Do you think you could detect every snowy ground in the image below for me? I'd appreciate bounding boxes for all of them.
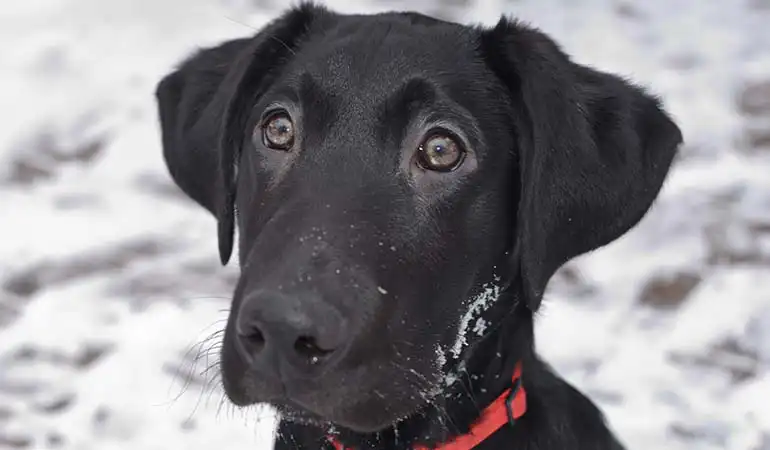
[1,0,769,449]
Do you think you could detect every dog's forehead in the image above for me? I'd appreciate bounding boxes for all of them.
[289,16,485,95]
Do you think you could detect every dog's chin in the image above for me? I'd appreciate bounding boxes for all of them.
[222,370,431,433]
[275,403,332,428]
[227,385,428,433]
[309,381,440,433]
[278,401,424,434]
[220,336,439,433]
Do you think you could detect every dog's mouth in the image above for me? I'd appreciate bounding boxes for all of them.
[221,335,448,433]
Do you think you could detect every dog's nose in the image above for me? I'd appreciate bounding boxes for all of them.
[235,291,347,369]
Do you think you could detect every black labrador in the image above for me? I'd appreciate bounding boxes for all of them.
[155,4,682,449]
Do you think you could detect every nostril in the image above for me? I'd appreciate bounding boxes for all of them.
[294,335,335,363]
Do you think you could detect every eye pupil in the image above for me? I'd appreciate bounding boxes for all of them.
[417,133,464,172]
[260,113,295,150]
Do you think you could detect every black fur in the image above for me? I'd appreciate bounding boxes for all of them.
[155,4,682,449]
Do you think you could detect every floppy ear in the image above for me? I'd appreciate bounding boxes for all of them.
[155,3,324,265]
[480,19,683,310]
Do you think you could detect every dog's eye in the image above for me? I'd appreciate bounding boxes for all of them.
[416,132,465,172]
[261,113,295,150]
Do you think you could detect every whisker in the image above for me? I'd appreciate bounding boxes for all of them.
[165,318,228,407]
[388,360,458,434]
[223,15,259,31]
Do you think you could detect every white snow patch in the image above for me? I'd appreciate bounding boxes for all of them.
[443,361,466,388]
[473,318,488,337]
[444,372,459,387]
[435,344,447,369]
[450,277,502,359]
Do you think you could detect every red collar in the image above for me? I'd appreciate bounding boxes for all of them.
[328,362,526,450]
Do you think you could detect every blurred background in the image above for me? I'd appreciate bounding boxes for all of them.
[1,0,769,449]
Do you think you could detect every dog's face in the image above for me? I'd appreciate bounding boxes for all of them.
[156,5,682,434]
[223,16,516,431]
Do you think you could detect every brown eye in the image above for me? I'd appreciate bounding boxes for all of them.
[416,132,465,172]
[261,113,295,150]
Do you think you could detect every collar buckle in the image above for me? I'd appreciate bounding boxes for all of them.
[505,376,523,427]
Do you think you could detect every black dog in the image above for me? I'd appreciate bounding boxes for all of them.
[155,4,682,449]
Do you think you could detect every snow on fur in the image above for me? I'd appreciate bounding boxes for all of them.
[450,277,502,359]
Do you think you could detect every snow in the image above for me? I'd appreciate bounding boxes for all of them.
[1,0,769,449]
[472,318,488,338]
[450,277,502,359]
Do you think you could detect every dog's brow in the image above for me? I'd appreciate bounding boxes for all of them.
[297,72,331,109]
[254,85,300,113]
[376,78,485,153]
[295,72,340,138]
[383,78,437,114]
[255,73,337,121]
[375,78,437,141]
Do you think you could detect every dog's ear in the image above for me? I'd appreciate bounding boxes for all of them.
[155,3,324,265]
[481,19,683,311]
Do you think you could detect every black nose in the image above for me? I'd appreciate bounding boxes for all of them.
[235,290,347,370]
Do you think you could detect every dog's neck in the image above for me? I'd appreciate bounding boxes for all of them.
[330,290,535,450]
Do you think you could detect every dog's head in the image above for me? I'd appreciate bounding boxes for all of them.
[157,4,681,433]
